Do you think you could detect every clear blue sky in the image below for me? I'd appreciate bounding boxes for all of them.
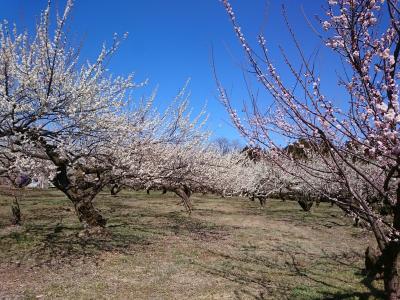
[0,0,339,144]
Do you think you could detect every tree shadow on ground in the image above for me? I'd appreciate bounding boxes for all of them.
[0,207,232,269]
[160,211,232,241]
[106,206,234,238]
[2,220,153,268]
[192,244,385,300]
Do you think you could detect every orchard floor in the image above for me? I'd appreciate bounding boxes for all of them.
[0,189,384,299]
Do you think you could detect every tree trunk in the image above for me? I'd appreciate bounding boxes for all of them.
[175,187,192,214]
[72,197,107,228]
[383,241,400,300]
[298,198,313,211]
[11,197,21,226]
[279,188,285,201]
[110,183,122,196]
[258,196,267,207]
[382,185,400,299]
[365,246,380,277]
[51,164,107,228]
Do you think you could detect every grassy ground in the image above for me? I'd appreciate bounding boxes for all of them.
[0,189,384,299]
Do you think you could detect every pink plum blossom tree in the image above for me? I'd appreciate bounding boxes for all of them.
[218,0,400,297]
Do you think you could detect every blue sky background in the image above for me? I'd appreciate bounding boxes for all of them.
[0,0,342,145]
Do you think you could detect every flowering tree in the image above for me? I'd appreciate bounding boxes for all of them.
[212,137,242,154]
[219,0,400,297]
[0,1,210,229]
[116,140,246,212]
[104,87,210,213]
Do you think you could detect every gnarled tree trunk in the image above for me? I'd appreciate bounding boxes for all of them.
[298,197,313,212]
[51,163,107,228]
[174,185,192,214]
[383,197,400,299]
[69,195,106,228]
[9,176,30,226]
[110,183,122,196]
[382,241,400,300]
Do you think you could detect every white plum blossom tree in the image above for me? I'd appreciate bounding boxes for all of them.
[0,1,209,229]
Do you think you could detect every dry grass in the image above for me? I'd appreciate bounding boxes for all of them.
[0,189,384,299]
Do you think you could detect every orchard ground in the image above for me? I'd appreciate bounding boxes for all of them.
[0,189,384,299]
